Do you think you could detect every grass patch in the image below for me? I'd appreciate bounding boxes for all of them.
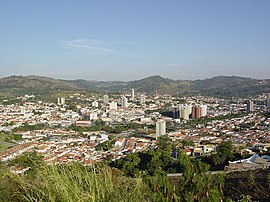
[0,163,151,202]
[0,144,9,152]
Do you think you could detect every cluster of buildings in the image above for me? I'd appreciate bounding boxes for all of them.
[172,104,207,120]
[0,91,270,171]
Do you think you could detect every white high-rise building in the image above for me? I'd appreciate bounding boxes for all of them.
[180,106,190,120]
[247,99,254,112]
[61,98,65,105]
[177,104,191,120]
[140,94,146,104]
[103,95,109,104]
[200,105,207,117]
[121,95,128,108]
[89,112,98,120]
[92,101,99,108]
[131,88,135,99]
[57,97,65,105]
[20,106,25,115]
[187,104,192,115]
[109,101,118,110]
[156,119,166,137]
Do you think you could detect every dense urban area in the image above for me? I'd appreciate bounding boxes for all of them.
[1,88,270,201]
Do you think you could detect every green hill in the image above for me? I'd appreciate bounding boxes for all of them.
[0,75,269,98]
[194,76,270,97]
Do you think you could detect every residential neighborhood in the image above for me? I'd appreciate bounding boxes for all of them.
[0,91,269,172]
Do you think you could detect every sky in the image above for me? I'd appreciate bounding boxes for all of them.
[0,0,270,81]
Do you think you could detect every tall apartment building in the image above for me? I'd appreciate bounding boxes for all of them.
[103,95,109,104]
[192,105,202,119]
[247,99,254,112]
[57,97,65,105]
[140,94,146,104]
[121,95,128,108]
[109,101,117,110]
[156,119,166,137]
[92,101,99,108]
[200,104,207,117]
[131,88,135,99]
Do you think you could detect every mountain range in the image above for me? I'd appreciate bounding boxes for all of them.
[0,75,270,98]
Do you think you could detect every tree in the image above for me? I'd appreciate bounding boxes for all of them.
[157,135,172,151]
[266,173,270,189]
[182,139,195,146]
[8,151,43,174]
[247,171,256,188]
[114,153,141,177]
[177,150,224,202]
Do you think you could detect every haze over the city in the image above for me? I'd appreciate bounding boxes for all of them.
[0,0,270,81]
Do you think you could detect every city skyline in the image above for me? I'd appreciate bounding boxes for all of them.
[1,0,270,81]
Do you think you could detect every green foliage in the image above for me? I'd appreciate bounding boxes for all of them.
[67,103,77,111]
[0,131,20,142]
[238,195,252,202]
[267,173,270,189]
[177,150,224,201]
[0,163,150,202]
[32,110,42,115]
[157,135,173,151]
[95,139,116,151]
[0,132,22,152]
[112,145,225,201]
[201,141,234,168]
[69,121,149,135]
[2,121,15,126]
[143,172,179,201]
[247,171,256,188]
[214,141,234,165]
[0,149,228,202]
[181,139,195,146]
[8,151,43,169]
[13,123,47,132]
[112,136,179,176]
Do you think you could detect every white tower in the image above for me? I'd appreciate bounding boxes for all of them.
[121,95,128,108]
[179,105,190,120]
[20,106,26,115]
[92,101,99,108]
[57,98,61,105]
[61,97,65,105]
[200,105,207,117]
[104,95,109,104]
[140,94,145,104]
[131,88,135,99]
[156,119,166,137]
[247,99,254,112]
[109,101,118,110]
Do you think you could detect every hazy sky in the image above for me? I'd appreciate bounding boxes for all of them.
[0,0,269,81]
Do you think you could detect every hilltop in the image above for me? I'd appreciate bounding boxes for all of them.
[0,75,270,98]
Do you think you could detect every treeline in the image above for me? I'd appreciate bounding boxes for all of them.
[69,121,152,134]
[13,123,47,132]
[0,152,228,202]
[109,137,236,201]
[0,138,255,202]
